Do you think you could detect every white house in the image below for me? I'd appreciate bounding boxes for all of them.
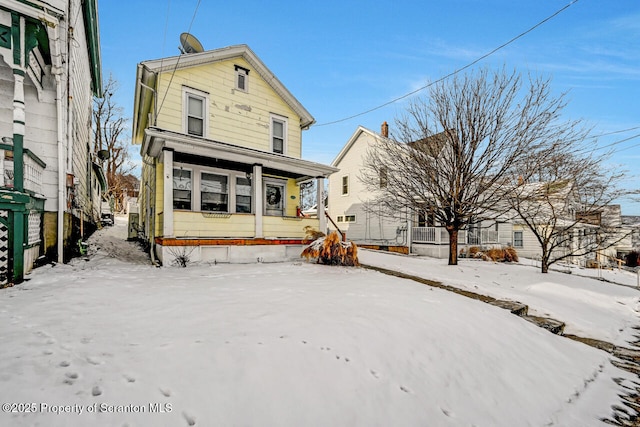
[0,0,103,284]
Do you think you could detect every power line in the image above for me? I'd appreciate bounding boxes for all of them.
[316,0,580,127]
[156,0,202,122]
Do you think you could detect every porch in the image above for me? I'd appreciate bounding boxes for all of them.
[412,226,513,246]
[0,141,46,285]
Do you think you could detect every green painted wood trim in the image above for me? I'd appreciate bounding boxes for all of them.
[82,0,102,97]
[12,211,24,283]
[12,134,23,192]
[0,23,10,49]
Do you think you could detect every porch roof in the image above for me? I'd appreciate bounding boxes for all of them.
[142,127,338,181]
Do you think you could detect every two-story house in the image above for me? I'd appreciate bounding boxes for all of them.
[0,0,103,285]
[328,123,512,258]
[132,43,337,265]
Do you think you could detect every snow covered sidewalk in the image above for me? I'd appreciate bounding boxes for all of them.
[359,249,640,348]
[0,220,637,426]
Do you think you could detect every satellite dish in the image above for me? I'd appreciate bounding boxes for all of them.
[179,32,204,54]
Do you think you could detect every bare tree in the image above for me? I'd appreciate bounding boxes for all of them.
[360,67,586,265]
[509,146,630,273]
[93,74,135,212]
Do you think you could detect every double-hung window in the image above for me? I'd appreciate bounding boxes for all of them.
[173,168,192,210]
[183,87,208,137]
[236,176,252,213]
[513,231,524,248]
[201,173,228,212]
[341,175,349,195]
[271,115,287,154]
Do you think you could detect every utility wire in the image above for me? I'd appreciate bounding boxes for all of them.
[156,0,202,122]
[316,0,580,127]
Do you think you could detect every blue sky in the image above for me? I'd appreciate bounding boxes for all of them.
[98,0,640,214]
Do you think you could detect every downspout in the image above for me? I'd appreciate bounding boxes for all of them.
[56,72,65,263]
[66,4,74,175]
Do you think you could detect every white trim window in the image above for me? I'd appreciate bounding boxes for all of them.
[341,175,349,196]
[235,176,252,213]
[235,65,249,92]
[344,215,356,223]
[183,87,208,137]
[173,167,192,210]
[270,115,287,154]
[201,172,229,212]
[513,231,524,248]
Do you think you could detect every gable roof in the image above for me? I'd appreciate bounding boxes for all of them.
[133,44,314,144]
[331,126,384,167]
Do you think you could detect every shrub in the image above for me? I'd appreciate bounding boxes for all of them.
[504,247,519,262]
[468,247,519,263]
[301,231,359,266]
[468,246,481,257]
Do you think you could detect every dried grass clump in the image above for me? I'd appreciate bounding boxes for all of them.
[303,225,326,240]
[468,246,481,257]
[503,246,519,262]
[481,247,519,263]
[301,231,360,266]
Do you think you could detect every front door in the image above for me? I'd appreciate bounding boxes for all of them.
[264,181,285,216]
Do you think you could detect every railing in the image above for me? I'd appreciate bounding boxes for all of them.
[0,148,45,193]
[412,227,466,244]
[23,152,44,193]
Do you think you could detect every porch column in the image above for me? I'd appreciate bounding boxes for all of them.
[253,164,263,238]
[162,148,174,237]
[406,209,413,253]
[316,177,326,234]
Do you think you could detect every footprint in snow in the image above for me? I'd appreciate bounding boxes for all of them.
[182,411,196,426]
[399,385,411,393]
[123,374,136,383]
[370,370,379,379]
[64,372,79,385]
[91,385,102,396]
[159,388,171,397]
[86,356,101,365]
[59,360,70,367]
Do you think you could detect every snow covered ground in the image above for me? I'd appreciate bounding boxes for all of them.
[0,216,638,426]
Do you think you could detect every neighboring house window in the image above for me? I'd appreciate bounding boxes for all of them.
[337,215,344,222]
[341,175,349,195]
[418,211,435,227]
[379,167,388,188]
[201,172,229,212]
[235,65,249,92]
[344,215,356,223]
[173,168,192,210]
[183,87,208,137]
[513,231,523,248]
[236,176,252,213]
[271,115,287,154]
[265,180,286,216]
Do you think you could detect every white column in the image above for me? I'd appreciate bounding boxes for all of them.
[253,164,263,238]
[162,149,174,237]
[406,209,413,253]
[317,177,326,234]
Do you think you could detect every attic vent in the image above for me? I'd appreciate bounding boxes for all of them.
[234,65,250,92]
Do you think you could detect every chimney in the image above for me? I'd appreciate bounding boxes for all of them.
[381,121,389,138]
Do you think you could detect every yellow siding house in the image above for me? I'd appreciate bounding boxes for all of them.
[132,44,336,264]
